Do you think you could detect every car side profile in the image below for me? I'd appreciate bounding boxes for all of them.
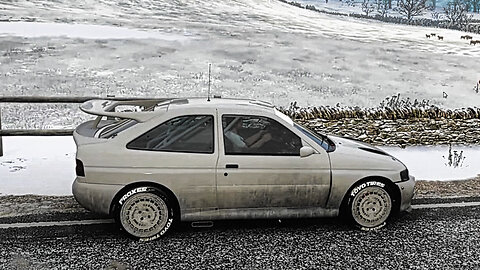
[72,97,415,241]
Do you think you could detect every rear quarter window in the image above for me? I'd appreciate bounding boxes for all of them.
[97,119,138,139]
[127,115,214,154]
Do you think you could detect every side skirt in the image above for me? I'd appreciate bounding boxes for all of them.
[181,207,339,222]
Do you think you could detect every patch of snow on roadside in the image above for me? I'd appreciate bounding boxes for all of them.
[1,137,480,196]
[0,137,75,195]
[380,145,480,181]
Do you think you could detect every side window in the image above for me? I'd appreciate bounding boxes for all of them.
[222,115,302,156]
[127,115,214,154]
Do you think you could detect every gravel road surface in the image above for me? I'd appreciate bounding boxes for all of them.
[1,179,479,269]
[0,200,479,269]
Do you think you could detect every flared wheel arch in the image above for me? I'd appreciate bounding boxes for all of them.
[340,176,401,220]
[110,182,181,223]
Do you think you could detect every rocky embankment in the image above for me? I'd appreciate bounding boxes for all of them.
[281,105,480,146]
[301,118,480,146]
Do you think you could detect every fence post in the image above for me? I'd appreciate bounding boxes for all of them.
[0,106,3,157]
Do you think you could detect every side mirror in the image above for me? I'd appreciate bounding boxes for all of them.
[300,146,315,158]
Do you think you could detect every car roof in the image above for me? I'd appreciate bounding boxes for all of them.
[80,97,276,122]
[167,97,275,112]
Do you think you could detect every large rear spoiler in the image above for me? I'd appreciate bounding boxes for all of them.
[79,98,176,122]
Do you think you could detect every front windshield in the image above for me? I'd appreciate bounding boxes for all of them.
[294,123,335,152]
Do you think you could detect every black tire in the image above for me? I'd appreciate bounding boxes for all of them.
[346,180,392,231]
[116,187,175,241]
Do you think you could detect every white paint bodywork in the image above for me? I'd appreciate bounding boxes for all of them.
[72,98,415,221]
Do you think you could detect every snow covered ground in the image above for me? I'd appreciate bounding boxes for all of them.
[0,137,75,195]
[380,145,480,181]
[0,0,479,195]
[0,137,478,196]
[0,22,190,41]
[0,0,479,124]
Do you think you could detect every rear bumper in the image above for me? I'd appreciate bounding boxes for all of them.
[396,175,416,212]
[72,178,124,216]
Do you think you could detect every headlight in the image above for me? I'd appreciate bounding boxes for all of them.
[400,168,409,181]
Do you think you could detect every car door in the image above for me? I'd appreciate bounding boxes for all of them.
[216,110,331,211]
[124,111,218,215]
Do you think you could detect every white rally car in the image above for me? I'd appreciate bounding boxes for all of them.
[73,97,415,241]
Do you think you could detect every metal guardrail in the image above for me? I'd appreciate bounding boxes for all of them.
[0,129,74,136]
[0,95,162,157]
[0,96,155,103]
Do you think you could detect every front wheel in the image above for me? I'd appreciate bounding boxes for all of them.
[347,181,392,230]
[116,187,175,241]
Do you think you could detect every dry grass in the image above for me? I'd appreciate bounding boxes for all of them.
[415,176,480,198]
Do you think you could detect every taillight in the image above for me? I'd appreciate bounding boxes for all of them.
[76,159,85,177]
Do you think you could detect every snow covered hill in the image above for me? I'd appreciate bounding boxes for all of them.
[0,0,479,129]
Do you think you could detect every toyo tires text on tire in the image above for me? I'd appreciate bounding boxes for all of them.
[116,187,174,241]
[347,181,392,230]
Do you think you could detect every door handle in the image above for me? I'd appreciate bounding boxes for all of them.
[225,164,239,168]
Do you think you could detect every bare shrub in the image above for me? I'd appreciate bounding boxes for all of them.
[379,93,431,108]
[443,144,466,168]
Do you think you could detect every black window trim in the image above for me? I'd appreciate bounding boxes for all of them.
[294,123,335,152]
[126,114,215,154]
[223,152,300,157]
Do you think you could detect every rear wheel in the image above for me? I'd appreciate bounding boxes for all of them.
[116,187,174,241]
[347,181,392,230]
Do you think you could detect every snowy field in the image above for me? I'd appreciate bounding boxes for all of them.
[0,137,479,195]
[1,0,479,194]
[0,0,479,122]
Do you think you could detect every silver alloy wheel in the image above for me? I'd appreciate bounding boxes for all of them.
[351,186,392,228]
[119,192,169,239]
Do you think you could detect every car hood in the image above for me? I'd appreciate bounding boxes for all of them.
[327,135,406,171]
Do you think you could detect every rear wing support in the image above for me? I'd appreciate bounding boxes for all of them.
[80,99,174,123]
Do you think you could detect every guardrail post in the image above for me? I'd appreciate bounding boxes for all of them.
[0,106,3,157]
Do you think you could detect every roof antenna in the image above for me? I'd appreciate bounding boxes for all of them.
[207,63,211,102]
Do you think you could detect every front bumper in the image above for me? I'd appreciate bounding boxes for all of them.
[72,178,124,216]
[396,175,416,212]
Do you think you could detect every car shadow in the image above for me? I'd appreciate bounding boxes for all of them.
[173,217,351,233]
[71,212,420,240]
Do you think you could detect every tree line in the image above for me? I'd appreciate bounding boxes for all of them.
[356,0,478,28]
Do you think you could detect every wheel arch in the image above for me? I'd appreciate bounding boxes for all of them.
[110,181,181,221]
[339,176,401,217]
